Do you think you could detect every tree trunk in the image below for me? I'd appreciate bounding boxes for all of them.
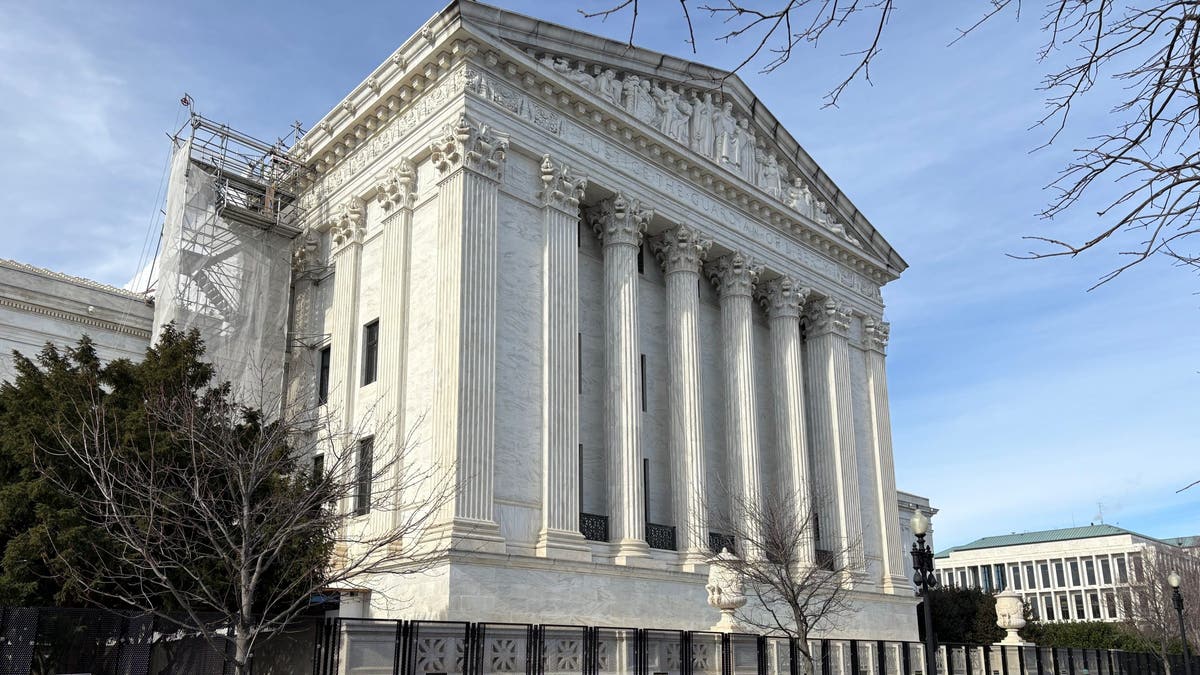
[235,622,250,675]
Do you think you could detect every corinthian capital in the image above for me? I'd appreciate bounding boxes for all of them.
[538,154,587,212]
[862,317,890,353]
[804,297,853,337]
[375,158,416,213]
[586,193,653,249]
[651,226,712,275]
[330,196,366,251]
[706,252,763,299]
[758,276,810,319]
[429,113,509,181]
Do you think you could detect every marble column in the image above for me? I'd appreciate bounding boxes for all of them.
[758,276,815,567]
[863,317,908,592]
[803,297,865,572]
[327,198,364,520]
[587,193,654,565]
[428,114,508,552]
[535,155,592,561]
[374,159,417,532]
[651,225,712,571]
[706,252,764,556]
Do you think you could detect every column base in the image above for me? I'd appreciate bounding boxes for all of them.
[880,573,912,594]
[613,538,653,567]
[679,550,711,574]
[429,518,507,555]
[535,528,593,562]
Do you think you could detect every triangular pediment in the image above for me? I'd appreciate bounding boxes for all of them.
[456,1,906,275]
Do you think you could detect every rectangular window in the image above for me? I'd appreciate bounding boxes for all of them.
[1055,562,1066,587]
[1101,558,1112,584]
[1041,563,1051,588]
[970,567,980,588]
[318,346,331,405]
[1106,592,1117,618]
[1070,560,1080,586]
[959,570,968,588]
[578,443,584,514]
[577,333,583,394]
[1030,602,1040,621]
[1085,559,1096,585]
[640,354,647,411]
[1074,593,1085,619]
[995,564,1006,591]
[1116,556,1128,583]
[1044,596,1055,621]
[637,244,645,274]
[642,457,650,523]
[1132,554,1143,582]
[362,320,379,385]
[1089,593,1101,619]
[312,453,324,482]
[354,437,373,516]
[982,566,993,592]
[1026,564,1037,589]
[1059,595,1070,620]
[1011,565,1022,591]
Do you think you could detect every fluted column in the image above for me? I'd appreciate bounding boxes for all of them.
[863,317,907,592]
[374,160,417,532]
[759,277,815,567]
[707,252,764,555]
[327,198,364,519]
[803,298,865,572]
[428,114,508,552]
[651,226,712,571]
[587,194,654,565]
[535,155,591,561]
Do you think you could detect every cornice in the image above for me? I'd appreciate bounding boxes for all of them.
[0,259,150,301]
[0,297,152,339]
[288,9,903,287]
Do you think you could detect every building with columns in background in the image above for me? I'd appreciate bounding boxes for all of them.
[0,0,930,641]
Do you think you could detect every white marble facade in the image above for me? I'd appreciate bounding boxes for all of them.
[283,1,917,640]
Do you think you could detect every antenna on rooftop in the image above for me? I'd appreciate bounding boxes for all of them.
[1095,502,1105,524]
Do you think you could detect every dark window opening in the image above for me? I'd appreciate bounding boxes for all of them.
[312,454,324,483]
[362,320,379,385]
[318,346,331,405]
[637,244,645,274]
[639,354,647,411]
[354,437,374,516]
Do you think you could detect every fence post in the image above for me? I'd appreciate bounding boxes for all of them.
[722,632,733,675]
[821,639,831,675]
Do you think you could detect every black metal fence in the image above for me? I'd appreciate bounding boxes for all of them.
[314,619,1186,675]
[0,607,317,675]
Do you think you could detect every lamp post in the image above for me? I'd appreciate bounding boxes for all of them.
[910,509,938,675]
[1168,571,1191,675]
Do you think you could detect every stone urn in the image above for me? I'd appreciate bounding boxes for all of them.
[706,547,747,632]
[994,589,1029,645]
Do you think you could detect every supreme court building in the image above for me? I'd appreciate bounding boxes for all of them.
[144,0,921,639]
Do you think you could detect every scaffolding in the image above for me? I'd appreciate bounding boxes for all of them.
[155,113,310,404]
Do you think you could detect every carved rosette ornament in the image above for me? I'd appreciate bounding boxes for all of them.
[862,317,890,354]
[706,252,762,299]
[429,113,509,181]
[375,158,417,213]
[587,194,653,249]
[538,154,587,212]
[758,276,810,319]
[804,297,853,337]
[330,196,366,250]
[651,225,712,275]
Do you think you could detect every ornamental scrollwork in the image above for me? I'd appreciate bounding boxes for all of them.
[804,297,854,337]
[586,193,653,249]
[651,225,712,276]
[329,196,366,250]
[429,113,509,181]
[374,158,416,212]
[758,276,811,319]
[862,317,890,353]
[537,154,587,212]
[706,251,762,299]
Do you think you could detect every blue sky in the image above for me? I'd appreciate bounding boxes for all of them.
[1,0,1196,550]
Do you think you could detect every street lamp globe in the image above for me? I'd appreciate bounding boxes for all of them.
[1168,571,1181,588]
[911,509,930,537]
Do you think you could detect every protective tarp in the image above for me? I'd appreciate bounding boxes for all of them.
[155,138,292,410]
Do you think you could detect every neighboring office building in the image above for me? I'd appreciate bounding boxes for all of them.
[934,524,1200,623]
[0,259,152,382]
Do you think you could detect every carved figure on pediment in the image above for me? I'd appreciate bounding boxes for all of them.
[814,200,830,225]
[759,152,783,197]
[595,69,622,106]
[651,83,678,137]
[690,91,715,157]
[670,88,694,143]
[736,119,757,181]
[566,62,595,91]
[714,101,738,166]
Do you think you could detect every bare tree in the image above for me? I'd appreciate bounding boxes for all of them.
[705,489,859,671]
[35,376,449,675]
[1125,546,1200,673]
[583,1,1200,288]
